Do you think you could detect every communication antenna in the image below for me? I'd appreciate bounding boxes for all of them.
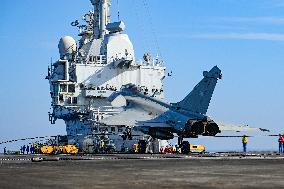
[117,0,120,21]
[142,0,162,59]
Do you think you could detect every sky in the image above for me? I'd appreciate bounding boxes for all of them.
[0,0,284,152]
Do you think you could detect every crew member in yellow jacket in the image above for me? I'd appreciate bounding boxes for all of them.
[242,135,248,152]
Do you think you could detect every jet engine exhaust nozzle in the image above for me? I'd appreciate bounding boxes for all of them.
[184,120,221,137]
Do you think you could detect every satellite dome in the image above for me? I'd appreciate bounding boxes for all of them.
[58,36,77,58]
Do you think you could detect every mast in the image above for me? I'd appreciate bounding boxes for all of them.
[90,0,111,39]
[90,0,100,39]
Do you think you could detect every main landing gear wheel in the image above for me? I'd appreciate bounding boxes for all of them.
[178,137,190,154]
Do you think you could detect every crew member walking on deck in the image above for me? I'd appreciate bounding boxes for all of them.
[242,135,248,153]
[4,147,7,155]
[278,134,284,153]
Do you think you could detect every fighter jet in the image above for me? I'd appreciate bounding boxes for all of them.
[100,66,268,141]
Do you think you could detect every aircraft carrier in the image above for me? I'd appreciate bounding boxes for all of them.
[46,0,169,153]
[1,1,284,189]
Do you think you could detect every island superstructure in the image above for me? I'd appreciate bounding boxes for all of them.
[46,0,168,152]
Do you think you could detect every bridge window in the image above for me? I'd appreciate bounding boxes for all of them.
[59,94,64,102]
[118,126,123,132]
[89,56,96,63]
[60,84,67,92]
[67,97,72,104]
[73,97,78,104]
[111,127,116,132]
[68,84,75,93]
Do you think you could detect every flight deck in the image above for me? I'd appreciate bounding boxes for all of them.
[0,153,284,189]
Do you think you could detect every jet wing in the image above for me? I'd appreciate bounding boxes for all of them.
[100,95,168,126]
[217,123,270,132]
[100,108,155,126]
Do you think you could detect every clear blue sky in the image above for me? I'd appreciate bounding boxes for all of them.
[1,0,284,151]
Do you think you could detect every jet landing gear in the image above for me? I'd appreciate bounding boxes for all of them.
[178,137,183,147]
[178,137,190,154]
[178,137,206,154]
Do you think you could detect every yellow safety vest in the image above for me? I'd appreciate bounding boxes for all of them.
[242,137,248,144]
[100,141,105,148]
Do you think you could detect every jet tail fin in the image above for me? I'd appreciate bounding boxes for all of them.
[174,66,222,115]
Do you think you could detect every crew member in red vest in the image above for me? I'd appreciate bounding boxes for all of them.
[278,134,284,153]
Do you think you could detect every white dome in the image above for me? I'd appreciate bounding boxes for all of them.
[58,36,77,58]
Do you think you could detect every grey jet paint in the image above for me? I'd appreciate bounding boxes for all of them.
[100,66,268,140]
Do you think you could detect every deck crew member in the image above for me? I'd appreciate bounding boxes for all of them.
[20,146,23,154]
[22,145,26,155]
[30,145,34,154]
[26,145,30,154]
[280,134,284,153]
[99,140,105,153]
[282,134,284,153]
[278,134,284,153]
[242,135,248,153]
